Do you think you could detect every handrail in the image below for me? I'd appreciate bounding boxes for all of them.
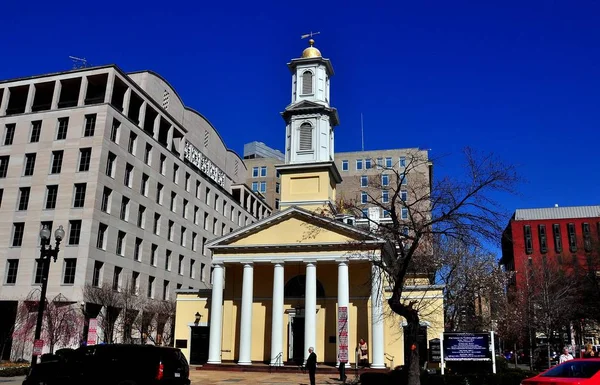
[384,352,395,369]
[269,352,283,373]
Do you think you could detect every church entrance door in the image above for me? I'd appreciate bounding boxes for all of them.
[288,313,305,364]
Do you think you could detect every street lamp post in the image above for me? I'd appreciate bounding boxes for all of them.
[31,225,65,366]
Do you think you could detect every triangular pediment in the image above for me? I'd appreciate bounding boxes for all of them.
[281,101,340,126]
[207,206,383,252]
[284,100,327,111]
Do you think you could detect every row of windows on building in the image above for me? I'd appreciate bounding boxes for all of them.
[251,181,280,194]
[4,256,206,300]
[4,258,77,286]
[359,174,408,188]
[523,222,600,255]
[93,261,209,300]
[2,114,97,146]
[0,147,91,178]
[341,156,407,172]
[360,189,408,205]
[251,166,280,179]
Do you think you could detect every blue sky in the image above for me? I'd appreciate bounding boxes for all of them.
[2,0,599,217]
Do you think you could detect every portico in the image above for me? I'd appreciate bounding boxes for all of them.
[205,206,387,366]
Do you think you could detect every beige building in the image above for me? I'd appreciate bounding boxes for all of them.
[243,146,432,218]
[0,65,271,359]
[242,142,283,210]
[175,39,443,369]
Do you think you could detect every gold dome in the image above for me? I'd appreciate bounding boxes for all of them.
[302,38,322,58]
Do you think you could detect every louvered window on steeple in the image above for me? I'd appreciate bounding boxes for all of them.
[302,71,313,94]
[299,123,313,151]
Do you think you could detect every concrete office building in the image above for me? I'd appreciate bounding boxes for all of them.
[243,142,284,210]
[0,65,271,359]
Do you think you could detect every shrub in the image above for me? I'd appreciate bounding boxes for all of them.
[0,366,30,377]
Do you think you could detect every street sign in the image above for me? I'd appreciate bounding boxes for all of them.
[33,339,44,356]
[87,318,98,346]
[338,306,348,363]
[443,333,491,361]
[429,338,441,363]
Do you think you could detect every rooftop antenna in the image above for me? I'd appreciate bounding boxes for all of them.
[361,113,365,151]
[69,56,89,69]
[301,31,321,39]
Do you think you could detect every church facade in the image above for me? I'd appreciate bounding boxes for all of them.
[174,39,444,368]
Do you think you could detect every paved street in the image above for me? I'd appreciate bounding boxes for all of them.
[0,372,351,385]
[0,376,24,385]
[190,371,351,384]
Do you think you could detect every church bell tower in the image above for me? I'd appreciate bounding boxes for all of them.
[276,38,342,213]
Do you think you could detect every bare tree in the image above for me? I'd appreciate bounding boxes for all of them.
[435,237,510,332]
[341,148,518,385]
[525,257,580,368]
[11,291,81,357]
[43,294,81,353]
[131,299,176,346]
[83,284,122,343]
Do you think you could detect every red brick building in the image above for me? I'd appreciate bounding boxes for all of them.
[501,205,600,291]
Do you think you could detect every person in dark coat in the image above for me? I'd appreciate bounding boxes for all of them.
[338,352,347,383]
[306,347,317,385]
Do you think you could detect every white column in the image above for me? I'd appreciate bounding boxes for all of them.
[270,262,285,365]
[337,261,350,366]
[77,76,88,106]
[122,87,131,116]
[238,263,254,365]
[371,264,385,369]
[104,71,116,104]
[207,264,225,364]
[50,80,61,110]
[304,262,317,362]
[0,88,9,116]
[24,84,35,113]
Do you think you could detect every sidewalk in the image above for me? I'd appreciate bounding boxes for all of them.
[190,370,355,384]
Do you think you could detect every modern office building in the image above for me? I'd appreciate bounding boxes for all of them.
[0,65,271,359]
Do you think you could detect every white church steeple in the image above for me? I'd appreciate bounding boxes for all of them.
[282,38,339,165]
[277,38,342,213]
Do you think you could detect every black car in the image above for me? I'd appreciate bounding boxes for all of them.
[24,344,190,385]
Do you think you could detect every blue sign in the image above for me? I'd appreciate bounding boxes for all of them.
[443,333,491,361]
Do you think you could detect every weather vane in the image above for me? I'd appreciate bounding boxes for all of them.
[301,31,321,40]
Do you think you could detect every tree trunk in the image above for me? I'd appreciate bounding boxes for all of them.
[390,297,421,385]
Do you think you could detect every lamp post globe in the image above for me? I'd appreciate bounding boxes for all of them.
[40,225,51,241]
[54,225,65,242]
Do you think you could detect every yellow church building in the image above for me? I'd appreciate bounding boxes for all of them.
[174,39,444,369]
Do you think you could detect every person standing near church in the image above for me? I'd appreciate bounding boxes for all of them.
[306,347,317,385]
[358,338,369,367]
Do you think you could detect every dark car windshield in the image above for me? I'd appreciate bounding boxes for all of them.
[541,361,600,379]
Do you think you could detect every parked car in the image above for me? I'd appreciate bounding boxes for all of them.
[23,344,190,385]
[522,358,600,384]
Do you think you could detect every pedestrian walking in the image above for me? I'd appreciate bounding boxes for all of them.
[306,347,317,385]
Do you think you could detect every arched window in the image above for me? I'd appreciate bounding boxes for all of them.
[284,275,326,298]
[302,71,313,95]
[299,123,313,151]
